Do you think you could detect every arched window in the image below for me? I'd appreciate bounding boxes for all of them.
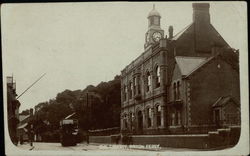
[155,66,160,88]
[177,81,180,99]
[177,111,181,125]
[129,81,133,99]
[156,105,162,126]
[129,112,134,130]
[154,17,160,25]
[137,76,141,95]
[124,114,128,129]
[147,108,152,127]
[146,71,151,92]
[133,77,136,96]
[123,85,127,101]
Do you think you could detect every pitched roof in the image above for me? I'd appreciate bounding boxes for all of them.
[212,96,239,108]
[175,56,207,76]
[171,23,193,40]
[65,112,76,119]
[17,123,28,129]
[19,115,30,122]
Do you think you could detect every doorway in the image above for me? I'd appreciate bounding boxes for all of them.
[137,111,143,131]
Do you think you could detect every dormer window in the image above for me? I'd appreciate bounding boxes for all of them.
[177,81,181,100]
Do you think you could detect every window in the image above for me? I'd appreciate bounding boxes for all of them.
[155,66,160,88]
[149,17,154,26]
[177,81,180,99]
[147,108,153,127]
[124,114,128,129]
[129,113,133,130]
[146,71,151,92]
[129,81,133,99]
[156,105,161,126]
[133,77,136,96]
[137,76,141,95]
[154,17,160,25]
[177,111,181,125]
[173,83,177,100]
[123,85,127,101]
[171,113,175,126]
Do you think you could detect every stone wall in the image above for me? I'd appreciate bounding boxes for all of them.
[89,127,240,149]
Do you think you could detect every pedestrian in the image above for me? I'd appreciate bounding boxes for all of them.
[20,134,23,145]
[86,131,89,144]
[29,129,34,147]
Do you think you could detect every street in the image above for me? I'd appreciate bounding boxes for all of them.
[17,142,198,152]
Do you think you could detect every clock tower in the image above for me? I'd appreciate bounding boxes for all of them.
[144,4,164,49]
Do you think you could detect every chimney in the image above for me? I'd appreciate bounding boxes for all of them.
[192,3,210,24]
[168,26,173,39]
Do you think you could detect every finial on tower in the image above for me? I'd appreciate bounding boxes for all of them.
[148,4,161,18]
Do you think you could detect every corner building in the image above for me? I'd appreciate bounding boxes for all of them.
[120,3,240,134]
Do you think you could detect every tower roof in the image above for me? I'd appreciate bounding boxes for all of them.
[148,4,161,18]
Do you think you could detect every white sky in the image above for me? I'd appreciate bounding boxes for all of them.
[1,2,247,111]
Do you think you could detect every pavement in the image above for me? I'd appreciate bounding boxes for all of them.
[16,142,204,152]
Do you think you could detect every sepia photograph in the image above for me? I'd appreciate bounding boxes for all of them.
[1,1,249,156]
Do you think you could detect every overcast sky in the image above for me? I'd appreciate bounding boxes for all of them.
[2,2,247,111]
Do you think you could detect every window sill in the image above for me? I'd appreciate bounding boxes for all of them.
[169,125,182,129]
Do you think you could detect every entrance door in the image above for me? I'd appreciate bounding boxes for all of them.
[215,109,221,127]
[137,111,143,131]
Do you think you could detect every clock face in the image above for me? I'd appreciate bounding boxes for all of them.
[152,32,162,42]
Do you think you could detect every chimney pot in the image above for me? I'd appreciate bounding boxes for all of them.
[168,25,173,39]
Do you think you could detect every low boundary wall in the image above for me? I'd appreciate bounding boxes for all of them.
[89,136,112,144]
[89,127,240,149]
[89,134,208,149]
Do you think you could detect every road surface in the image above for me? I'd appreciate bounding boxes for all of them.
[17,142,197,152]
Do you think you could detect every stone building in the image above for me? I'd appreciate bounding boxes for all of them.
[7,76,21,145]
[120,3,240,134]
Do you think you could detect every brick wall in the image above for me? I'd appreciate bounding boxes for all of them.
[189,56,240,126]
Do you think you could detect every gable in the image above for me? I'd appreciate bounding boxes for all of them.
[171,23,193,41]
[175,56,207,76]
[212,96,239,108]
[171,22,230,56]
[186,54,238,78]
[171,62,182,81]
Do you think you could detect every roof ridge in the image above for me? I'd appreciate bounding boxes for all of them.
[171,23,193,40]
[175,56,207,59]
[185,56,214,78]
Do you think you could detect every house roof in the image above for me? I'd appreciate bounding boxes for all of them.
[171,23,193,40]
[175,56,207,76]
[19,115,30,122]
[65,112,76,119]
[212,96,239,108]
[17,123,28,129]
